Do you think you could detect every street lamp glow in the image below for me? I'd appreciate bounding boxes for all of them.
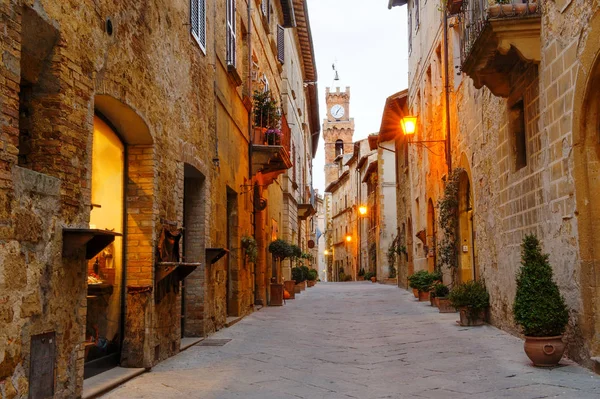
[345,235,352,242]
[324,250,329,255]
[358,205,368,216]
[400,116,418,136]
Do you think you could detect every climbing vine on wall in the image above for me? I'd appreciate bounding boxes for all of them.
[387,234,406,279]
[437,167,465,274]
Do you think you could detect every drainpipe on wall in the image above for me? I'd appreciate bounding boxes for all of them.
[247,0,260,304]
[443,10,452,173]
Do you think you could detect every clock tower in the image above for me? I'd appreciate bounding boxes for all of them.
[323,86,355,187]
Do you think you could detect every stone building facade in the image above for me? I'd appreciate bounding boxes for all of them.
[390,0,600,369]
[0,0,319,397]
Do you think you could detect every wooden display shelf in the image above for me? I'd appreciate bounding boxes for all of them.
[155,262,202,283]
[87,283,114,297]
[63,228,122,260]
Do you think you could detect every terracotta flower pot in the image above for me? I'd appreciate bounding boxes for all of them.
[524,336,566,367]
[458,306,486,326]
[487,4,501,17]
[430,295,437,307]
[294,284,302,294]
[307,280,315,287]
[418,290,430,302]
[413,288,419,298]
[371,277,377,283]
[298,281,306,291]
[434,297,440,307]
[284,280,296,299]
[437,298,456,313]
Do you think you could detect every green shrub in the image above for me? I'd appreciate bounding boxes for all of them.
[339,272,346,281]
[290,244,302,260]
[291,267,303,283]
[408,270,438,292]
[300,265,310,280]
[449,280,489,311]
[433,283,450,298]
[241,235,258,264]
[364,271,375,280]
[344,274,352,282]
[269,239,293,260]
[358,268,365,277]
[307,269,318,281]
[513,235,569,337]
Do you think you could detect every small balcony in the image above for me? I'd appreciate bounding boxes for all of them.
[460,0,541,97]
[251,115,292,184]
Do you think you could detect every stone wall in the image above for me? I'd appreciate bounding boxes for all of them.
[1,0,319,396]
[401,0,600,368]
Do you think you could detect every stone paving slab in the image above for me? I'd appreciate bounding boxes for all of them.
[101,282,600,398]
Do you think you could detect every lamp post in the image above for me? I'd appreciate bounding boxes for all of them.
[401,115,448,169]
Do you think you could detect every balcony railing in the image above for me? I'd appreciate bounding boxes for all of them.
[460,0,541,65]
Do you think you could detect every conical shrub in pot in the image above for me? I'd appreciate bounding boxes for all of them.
[514,235,569,367]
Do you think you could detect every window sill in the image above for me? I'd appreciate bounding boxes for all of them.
[227,65,243,87]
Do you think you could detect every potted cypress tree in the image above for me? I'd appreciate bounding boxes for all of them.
[513,235,569,367]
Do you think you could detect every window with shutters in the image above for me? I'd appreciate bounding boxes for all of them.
[261,0,270,23]
[191,0,206,53]
[226,0,236,66]
[277,25,285,64]
[415,0,420,29]
[408,10,412,54]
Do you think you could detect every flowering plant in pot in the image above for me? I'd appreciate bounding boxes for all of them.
[265,128,282,145]
[513,235,569,367]
[449,280,489,326]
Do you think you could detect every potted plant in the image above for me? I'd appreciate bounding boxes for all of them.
[408,270,436,301]
[433,284,454,313]
[269,239,292,260]
[307,268,318,287]
[358,268,365,281]
[253,90,281,135]
[449,280,489,326]
[291,266,304,294]
[513,235,569,367]
[300,265,310,290]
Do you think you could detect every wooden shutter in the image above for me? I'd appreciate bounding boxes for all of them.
[191,0,206,51]
[227,0,236,66]
[277,24,284,64]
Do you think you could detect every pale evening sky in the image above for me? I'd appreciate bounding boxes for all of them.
[306,0,409,194]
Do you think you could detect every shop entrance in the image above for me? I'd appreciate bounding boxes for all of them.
[84,116,125,378]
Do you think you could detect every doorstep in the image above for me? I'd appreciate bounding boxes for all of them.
[82,367,146,399]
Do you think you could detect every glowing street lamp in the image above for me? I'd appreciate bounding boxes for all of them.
[358,205,368,216]
[400,116,418,136]
[345,235,352,242]
[324,250,329,255]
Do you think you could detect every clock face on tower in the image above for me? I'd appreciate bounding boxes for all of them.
[330,104,345,119]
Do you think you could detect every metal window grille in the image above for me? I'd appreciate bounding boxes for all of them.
[277,24,285,64]
[191,0,206,52]
[226,0,236,66]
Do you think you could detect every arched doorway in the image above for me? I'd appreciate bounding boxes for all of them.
[573,30,600,358]
[427,199,437,272]
[85,116,125,377]
[458,169,476,283]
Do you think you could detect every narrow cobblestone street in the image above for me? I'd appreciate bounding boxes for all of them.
[102,283,599,399]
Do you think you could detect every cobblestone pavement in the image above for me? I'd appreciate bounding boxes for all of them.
[102,282,600,399]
